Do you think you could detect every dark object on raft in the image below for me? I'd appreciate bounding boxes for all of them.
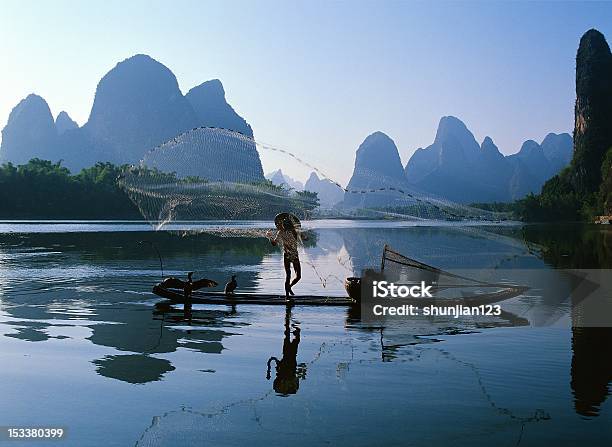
[342,276,527,306]
[343,245,528,305]
[224,275,237,295]
[158,274,218,292]
[344,277,362,301]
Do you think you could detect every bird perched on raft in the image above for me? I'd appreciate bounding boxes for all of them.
[225,275,237,295]
[158,272,218,300]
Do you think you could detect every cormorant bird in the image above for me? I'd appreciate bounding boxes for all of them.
[225,275,237,295]
[158,272,218,300]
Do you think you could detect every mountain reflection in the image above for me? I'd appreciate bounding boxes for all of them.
[1,299,245,384]
[87,303,245,383]
[341,225,536,273]
[94,354,175,384]
[522,223,612,269]
[571,327,612,417]
[523,224,612,418]
[88,304,240,355]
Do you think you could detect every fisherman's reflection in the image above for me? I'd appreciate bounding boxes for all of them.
[267,307,306,395]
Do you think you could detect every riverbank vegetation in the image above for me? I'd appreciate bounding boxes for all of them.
[0,159,319,220]
[0,159,141,219]
[515,149,612,222]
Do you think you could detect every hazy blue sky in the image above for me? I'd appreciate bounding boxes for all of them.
[1,0,612,184]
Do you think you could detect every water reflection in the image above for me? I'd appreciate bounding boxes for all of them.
[94,354,175,384]
[87,303,244,384]
[5,322,56,342]
[266,307,306,395]
[1,221,611,435]
[89,304,239,355]
[523,225,612,418]
[522,223,612,269]
[571,328,612,417]
[0,231,278,302]
[341,225,538,273]
[1,300,245,384]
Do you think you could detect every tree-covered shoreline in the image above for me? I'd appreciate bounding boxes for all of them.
[0,159,142,219]
[0,159,319,220]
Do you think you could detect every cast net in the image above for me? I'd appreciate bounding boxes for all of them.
[378,244,527,301]
[118,127,537,290]
[117,127,509,237]
[119,129,546,446]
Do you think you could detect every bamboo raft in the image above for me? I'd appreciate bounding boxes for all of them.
[153,285,356,306]
[152,284,527,307]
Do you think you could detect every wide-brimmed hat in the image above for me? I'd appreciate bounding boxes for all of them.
[274,213,301,230]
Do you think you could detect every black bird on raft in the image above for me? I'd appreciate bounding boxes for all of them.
[158,272,218,300]
[225,275,237,295]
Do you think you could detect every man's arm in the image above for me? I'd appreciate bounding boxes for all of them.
[266,230,279,246]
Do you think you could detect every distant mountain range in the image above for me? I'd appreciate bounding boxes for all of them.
[266,169,345,208]
[304,172,345,208]
[266,169,304,191]
[344,132,409,208]
[1,55,572,206]
[0,54,262,178]
[345,116,572,205]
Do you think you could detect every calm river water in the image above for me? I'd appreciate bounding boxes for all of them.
[0,220,610,446]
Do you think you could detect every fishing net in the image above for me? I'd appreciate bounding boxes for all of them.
[133,325,550,447]
[117,127,536,290]
[118,129,551,445]
[117,128,320,236]
[117,127,508,236]
[380,244,509,288]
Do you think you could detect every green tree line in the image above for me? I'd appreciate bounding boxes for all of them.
[515,147,612,222]
[0,159,141,219]
[0,159,319,220]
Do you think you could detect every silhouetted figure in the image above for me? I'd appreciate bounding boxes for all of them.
[267,308,304,395]
[225,275,237,295]
[267,213,307,301]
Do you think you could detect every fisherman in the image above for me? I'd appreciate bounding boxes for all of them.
[267,214,307,301]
